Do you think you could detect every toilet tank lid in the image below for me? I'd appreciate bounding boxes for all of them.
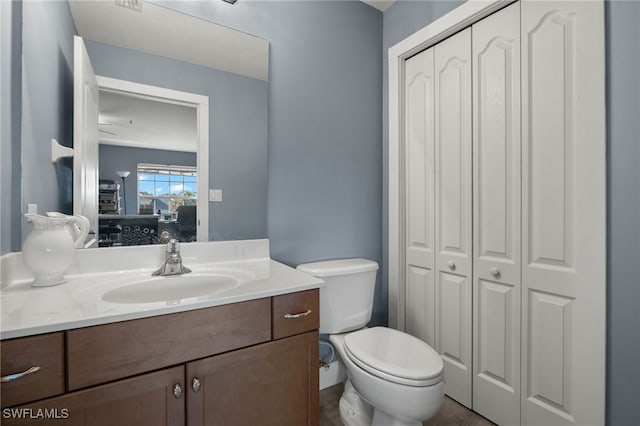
[296,258,378,277]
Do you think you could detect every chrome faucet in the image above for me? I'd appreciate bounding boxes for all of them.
[152,239,192,276]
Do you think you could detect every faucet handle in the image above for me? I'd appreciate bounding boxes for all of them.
[159,230,172,244]
[167,239,179,253]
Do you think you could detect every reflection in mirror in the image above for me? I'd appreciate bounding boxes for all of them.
[65,0,268,247]
[95,86,202,247]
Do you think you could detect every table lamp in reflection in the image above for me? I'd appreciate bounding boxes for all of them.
[116,171,131,215]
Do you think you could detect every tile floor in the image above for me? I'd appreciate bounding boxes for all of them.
[319,383,495,426]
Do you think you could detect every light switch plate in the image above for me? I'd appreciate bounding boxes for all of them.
[209,189,222,202]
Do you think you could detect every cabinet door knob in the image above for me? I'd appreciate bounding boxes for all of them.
[1,366,42,383]
[173,383,183,399]
[284,309,312,319]
[192,377,201,393]
[490,267,500,277]
[447,261,456,270]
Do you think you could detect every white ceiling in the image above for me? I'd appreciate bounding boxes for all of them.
[99,90,197,152]
[361,0,396,12]
[67,0,269,81]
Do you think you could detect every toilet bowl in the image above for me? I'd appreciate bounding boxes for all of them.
[296,259,444,426]
[331,328,444,426]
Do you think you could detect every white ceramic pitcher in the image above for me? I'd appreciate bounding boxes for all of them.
[22,213,89,287]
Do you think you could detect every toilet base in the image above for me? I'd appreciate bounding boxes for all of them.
[371,409,421,426]
[338,380,422,426]
[339,380,372,426]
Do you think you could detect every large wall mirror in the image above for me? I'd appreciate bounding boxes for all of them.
[12,0,269,250]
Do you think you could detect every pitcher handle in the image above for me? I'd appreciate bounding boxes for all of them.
[69,215,90,248]
[46,212,90,248]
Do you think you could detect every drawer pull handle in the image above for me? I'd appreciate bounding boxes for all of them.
[1,366,42,383]
[284,309,312,319]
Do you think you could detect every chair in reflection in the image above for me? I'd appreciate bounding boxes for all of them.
[176,205,197,242]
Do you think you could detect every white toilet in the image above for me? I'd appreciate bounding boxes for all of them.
[297,258,444,426]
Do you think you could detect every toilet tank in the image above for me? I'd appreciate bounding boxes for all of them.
[297,258,378,334]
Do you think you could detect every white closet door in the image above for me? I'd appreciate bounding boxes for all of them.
[521,1,606,425]
[472,3,521,425]
[434,27,472,408]
[404,48,436,346]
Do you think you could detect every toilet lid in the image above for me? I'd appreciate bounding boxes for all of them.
[344,327,443,387]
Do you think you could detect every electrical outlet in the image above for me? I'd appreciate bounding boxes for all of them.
[27,204,38,214]
[209,189,223,202]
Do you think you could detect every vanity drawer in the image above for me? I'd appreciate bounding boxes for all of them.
[1,332,65,408]
[272,289,319,340]
[66,298,271,390]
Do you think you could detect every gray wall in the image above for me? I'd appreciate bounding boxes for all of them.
[154,0,386,324]
[20,0,76,244]
[99,145,197,215]
[85,40,268,241]
[383,1,640,424]
[606,1,640,425]
[0,1,17,255]
[2,0,77,255]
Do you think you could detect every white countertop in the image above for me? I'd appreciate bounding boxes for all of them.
[0,240,324,340]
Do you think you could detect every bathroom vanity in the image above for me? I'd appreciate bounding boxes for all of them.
[0,240,322,425]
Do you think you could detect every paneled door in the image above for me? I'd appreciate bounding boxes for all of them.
[404,47,436,347]
[521,1,606,425]
[472,3,521,425]
[434,27,472,408]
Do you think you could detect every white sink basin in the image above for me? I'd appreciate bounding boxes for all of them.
[101,273,241,304]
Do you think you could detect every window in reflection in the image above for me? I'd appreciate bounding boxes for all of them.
[137,164,198,217]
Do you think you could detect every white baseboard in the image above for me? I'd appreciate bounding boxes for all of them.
[319,359,346,390]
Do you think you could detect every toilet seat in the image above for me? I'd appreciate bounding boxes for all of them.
[343,327,443,387]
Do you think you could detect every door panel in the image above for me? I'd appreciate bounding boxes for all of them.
[528,291,573,412]
[521,1,605,425]
[472,3,521,425]
[434,27,472,408]
[439,272,467,366]
[477,280,514,386]
[406,266,435,345]
[404,48,436,344]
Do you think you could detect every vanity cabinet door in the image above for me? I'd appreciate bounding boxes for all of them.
[186,330,319,426]
[2,365,185,425]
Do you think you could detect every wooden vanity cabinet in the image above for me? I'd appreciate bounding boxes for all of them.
[187,331,319,426]
[1,290,320,426]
